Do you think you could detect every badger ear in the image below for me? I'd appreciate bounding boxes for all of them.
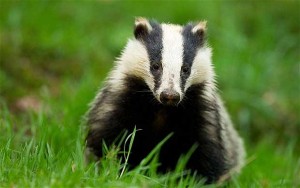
[191,21,207,41]
[134,17,152,39]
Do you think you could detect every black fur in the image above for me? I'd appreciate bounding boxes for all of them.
[134,20,163,91]
[86,76,228,183]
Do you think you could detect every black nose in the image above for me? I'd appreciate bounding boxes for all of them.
[160,89,180,106]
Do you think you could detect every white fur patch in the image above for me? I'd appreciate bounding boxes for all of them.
[181,47,216,103]
[185,47,216,97]
[157,24,184,100]
[187,47,214,86]
[109,39,154,92]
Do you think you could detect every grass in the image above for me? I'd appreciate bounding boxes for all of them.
[1,103,299,187]
[0,0,299,187]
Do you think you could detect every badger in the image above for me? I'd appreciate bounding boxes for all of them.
[85,18,245,183]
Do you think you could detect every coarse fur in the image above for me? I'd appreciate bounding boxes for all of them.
[84,18,246,184]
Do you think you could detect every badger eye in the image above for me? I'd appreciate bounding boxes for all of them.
[182,66,190,74]
[151,63,161,71]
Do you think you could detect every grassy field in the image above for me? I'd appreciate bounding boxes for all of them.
[0,1,299,187]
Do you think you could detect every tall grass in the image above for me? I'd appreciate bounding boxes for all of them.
[0,106,207,187]
[1,97,299,187]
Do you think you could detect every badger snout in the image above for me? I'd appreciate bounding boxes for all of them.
[159,89,180,106]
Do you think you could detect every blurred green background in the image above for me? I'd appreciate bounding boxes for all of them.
[0,0,299,186]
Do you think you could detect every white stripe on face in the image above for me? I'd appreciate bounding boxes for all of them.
[157,24,184,99]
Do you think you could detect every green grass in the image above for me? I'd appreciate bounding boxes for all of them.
[1,103,299,187]
[0,0,299,187]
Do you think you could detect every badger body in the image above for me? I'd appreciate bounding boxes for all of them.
[85,18,245,183]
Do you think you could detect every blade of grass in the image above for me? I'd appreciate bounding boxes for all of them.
[119,126,141,179]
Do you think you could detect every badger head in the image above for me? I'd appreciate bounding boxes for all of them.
[115,18,215,106]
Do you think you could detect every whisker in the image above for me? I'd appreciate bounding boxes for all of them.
[135,90,153,93]
[179,95,189,108]
[150,96,160,105]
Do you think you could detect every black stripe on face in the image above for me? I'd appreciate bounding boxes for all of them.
[136,20,163,91]
[181,23,206,90]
